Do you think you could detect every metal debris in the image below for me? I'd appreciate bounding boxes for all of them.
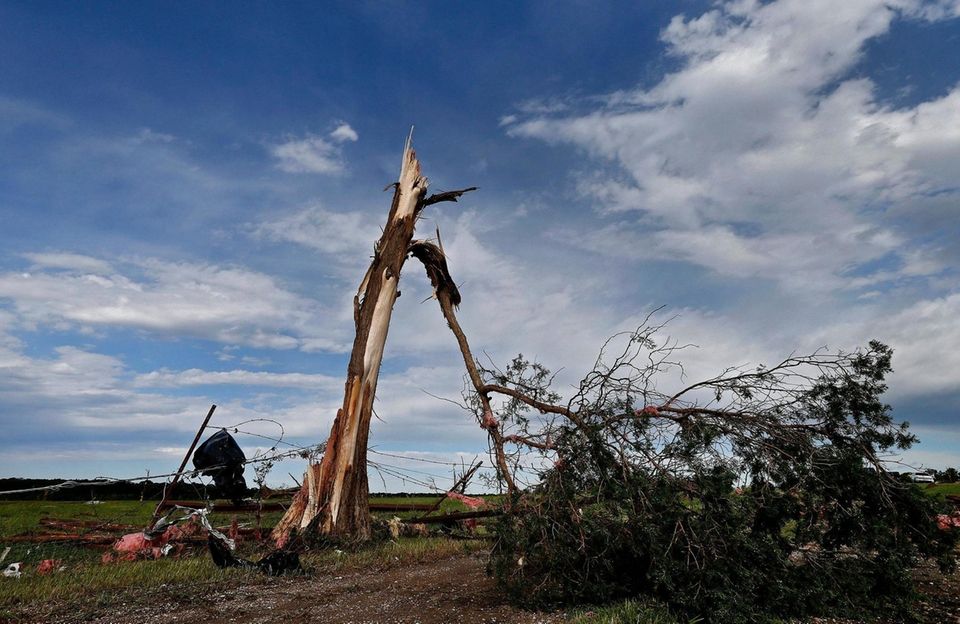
[3,562,21,578]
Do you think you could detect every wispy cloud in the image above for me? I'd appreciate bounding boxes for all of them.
[22,252,114,274]
[505,0,960,294]
[0,255,348,351]
[271,134,343,174]
[254,204,378,261]
[134,367,341,390]
[270,123,359,174]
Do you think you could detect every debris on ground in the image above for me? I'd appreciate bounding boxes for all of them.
[207,534,302,576]
[3,562,22,578]
[385,516,430,539]
[106,529,182,562]
[192,429,247,502]
[387,516,403,539]
[36,559,65,575]
[105,506,228,563]
[446,491,485,509]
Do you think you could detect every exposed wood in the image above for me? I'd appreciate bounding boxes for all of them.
[270,463,319,540]
[272,133,476,543]
[150,404,217,528]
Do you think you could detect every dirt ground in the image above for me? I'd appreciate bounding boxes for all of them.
[32,553,566,624]
[11,552,960,624]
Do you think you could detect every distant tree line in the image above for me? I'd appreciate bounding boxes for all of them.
[0,478,258,501]
[936,467,959,483]
[0,478,440,502]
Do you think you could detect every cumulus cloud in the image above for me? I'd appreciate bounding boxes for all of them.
[270,123,358,174]
[329,122,359,143]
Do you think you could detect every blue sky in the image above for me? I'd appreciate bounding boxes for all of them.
[1,0,959,491]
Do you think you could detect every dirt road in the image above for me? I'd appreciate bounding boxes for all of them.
[43,554,565,624]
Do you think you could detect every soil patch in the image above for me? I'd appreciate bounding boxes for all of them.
[34,553,565,624]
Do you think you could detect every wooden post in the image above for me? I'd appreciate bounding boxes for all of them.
[272,133,475,542]
[421,459,483,517]
[150,404,217,528]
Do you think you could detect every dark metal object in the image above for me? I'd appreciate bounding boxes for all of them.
[150,404,217,528]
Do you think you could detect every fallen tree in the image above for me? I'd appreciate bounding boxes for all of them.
[448,332,956,620]
[407,242,957,620]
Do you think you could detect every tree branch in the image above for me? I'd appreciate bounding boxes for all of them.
[422,187,478,207]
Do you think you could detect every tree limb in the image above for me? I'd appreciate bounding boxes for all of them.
[422,187,478,207]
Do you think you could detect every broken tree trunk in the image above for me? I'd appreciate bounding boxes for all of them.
[272,133,475,543]
[409,238,517,493]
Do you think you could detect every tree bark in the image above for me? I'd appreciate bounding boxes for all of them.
[273,134,474,543]
[408,240,517,494]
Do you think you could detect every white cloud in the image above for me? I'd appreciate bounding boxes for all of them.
[0,95,70,133]
[505,0,960,294]
[271,134,345,174]
[254,204,378,261]
[0,255,349,352]
[135,367,341,390]
[329,122,359,143]
[269,122,358,173]
[23,252,114,274]
[0,345,125,398]
[133,127,176,144]
[807,292,960,399]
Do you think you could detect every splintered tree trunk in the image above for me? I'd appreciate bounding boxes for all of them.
[272,134,475,543]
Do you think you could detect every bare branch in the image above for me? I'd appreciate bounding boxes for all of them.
[422,186,478,207]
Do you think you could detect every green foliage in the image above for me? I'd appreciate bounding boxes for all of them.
[490,342,957,623]
[935,468,959,484]
[925,482,960,498]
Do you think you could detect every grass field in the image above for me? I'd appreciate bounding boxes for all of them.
[923,482,960,498]
[0,497,484,620]
[3,488,953,623]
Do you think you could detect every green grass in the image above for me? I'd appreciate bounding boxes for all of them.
[923,482,960,498]
[569,599,694,624]
[0,498,490,620]
[1,530,483,620]
[0,500,156,537]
